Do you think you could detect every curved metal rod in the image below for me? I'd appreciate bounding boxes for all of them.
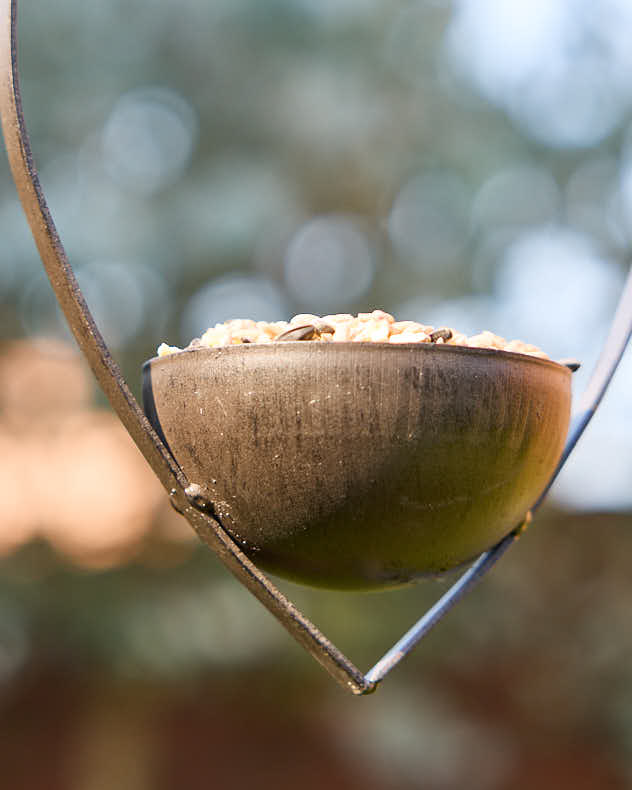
[366,265,632,685]
[365,531,516,684]
[0,0,371,696]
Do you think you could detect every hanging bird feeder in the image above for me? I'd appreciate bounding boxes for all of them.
[1,0,631,695]
[143,341,571,590]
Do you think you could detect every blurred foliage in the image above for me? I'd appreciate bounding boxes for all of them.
[1,508,632,788]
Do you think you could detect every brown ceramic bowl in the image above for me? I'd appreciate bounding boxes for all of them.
[142,343,571,590]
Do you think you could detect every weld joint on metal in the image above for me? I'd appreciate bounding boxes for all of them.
[184,483,217,516]
[511,510,533,540]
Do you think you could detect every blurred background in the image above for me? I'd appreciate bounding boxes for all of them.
[1,0,632,787]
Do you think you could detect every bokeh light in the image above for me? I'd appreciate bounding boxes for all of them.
[18,272,72,341]
[394,293,498,338]
[471,165,561,233]
[273,60,388,154]
[75,261,170,350]
[173,158,303,263]
[493,226,623,361]
[102,88,197,196]
[445,0,632,147]
[554,343,632,511]
[388,171,470,272]
[181,274,291,343]
[120,578,280,675]
[284,215,376,311]
[566,157,628,249]
[342,688,511,790]
[294,0,383,28]
[0,197,39,290]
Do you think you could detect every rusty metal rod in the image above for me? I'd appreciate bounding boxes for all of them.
[0,0,372,696]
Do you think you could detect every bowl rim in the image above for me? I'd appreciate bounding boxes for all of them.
[143,340,573,375]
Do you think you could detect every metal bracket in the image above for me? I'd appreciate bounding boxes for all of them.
[2,0,631,695]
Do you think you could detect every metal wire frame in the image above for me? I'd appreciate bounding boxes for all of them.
[2,0,631,696]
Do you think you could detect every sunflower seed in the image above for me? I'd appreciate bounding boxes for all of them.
[429,328,453,343]
[275,324,319,341]
[275,321,334,341]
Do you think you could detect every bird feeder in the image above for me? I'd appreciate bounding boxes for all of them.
[2,0,631,695]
